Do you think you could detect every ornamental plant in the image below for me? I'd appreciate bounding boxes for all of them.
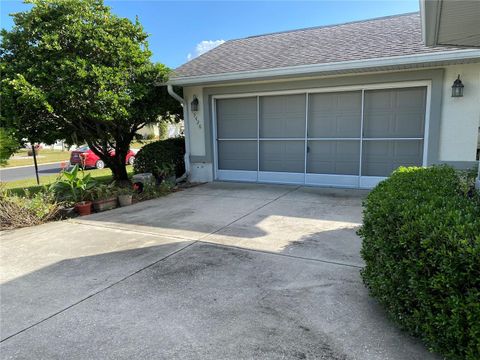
[358,166,480,360]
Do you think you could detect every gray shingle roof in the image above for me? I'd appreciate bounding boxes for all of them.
[172,13,460,78]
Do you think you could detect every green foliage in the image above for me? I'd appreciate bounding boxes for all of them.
[89,183,117,201]
[50,165,97,203]
[358,166,480,360]
[0,128,19,165]
[116,185,134,196]
[158,121,169,140]
[134,137,185,178]
[133,181,172,202]
[155,162,175,179]
[0,0,181,180]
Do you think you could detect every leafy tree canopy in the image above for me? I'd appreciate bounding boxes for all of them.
[1,0,181,181]
[0,128,19,165]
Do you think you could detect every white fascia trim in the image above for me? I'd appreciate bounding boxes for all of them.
[169,49,480,86]
[421,0,443,46]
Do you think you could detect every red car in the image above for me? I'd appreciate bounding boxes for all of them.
[70,145,136,169]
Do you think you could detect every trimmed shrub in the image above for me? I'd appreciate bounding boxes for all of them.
[133,137,185,177]
[358,166,480,360]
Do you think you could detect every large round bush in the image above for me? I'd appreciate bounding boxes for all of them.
[134,137,185,177]
[358,166,480,360]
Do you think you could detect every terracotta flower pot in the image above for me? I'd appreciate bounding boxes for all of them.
[118,194,132,207]
[93,197,117,212]
[74,201,92,216]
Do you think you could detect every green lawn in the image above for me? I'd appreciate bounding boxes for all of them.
[3,166,134,196]
[1,149,71,168]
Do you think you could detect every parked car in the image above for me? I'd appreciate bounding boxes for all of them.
[70,145,136,169]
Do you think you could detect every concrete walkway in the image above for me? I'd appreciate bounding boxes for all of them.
[0,182,439,359]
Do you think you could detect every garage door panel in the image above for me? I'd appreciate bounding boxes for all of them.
[260,95,306,138]
[364,87,426,138]
[307,140,360,175]
[217,97,257,139]
[395,113,425,137]
[308,92,361,138]
[362,140,424,177]
[218,140,257,171]
[259,141,305,173]
[396,87,427,108]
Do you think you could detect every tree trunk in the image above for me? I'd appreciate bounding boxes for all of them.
[110,156,129,184]
[86,137,132,184]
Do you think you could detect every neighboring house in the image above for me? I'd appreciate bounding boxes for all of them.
[168,12,480,189]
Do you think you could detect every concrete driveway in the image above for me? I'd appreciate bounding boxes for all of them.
[0,182,438,359]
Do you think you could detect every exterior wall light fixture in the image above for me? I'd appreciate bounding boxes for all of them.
[451,75,464,97]
[191,96,199,112]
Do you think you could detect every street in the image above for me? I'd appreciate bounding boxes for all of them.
[0,162,67,182]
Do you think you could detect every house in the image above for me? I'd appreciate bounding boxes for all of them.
[168,12,480,189]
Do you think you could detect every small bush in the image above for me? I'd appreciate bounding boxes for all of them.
[134,137,185,178]
[358,166,480,360]
[0,187,60,230]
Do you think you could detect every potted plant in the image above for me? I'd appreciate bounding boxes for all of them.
[91,184,117,212]
[117,186,133,207]
[49,165,96,216]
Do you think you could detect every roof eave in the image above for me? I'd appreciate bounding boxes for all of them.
[168,49,480,86]
[420,0,441,47]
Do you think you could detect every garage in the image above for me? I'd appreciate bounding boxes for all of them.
[214,84,428,188]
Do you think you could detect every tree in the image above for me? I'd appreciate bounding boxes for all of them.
[0,128,19,166]
[0,0,181,182]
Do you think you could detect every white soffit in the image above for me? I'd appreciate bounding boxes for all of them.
[422,0,480,48]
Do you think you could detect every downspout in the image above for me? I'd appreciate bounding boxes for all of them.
[167,84,191,178]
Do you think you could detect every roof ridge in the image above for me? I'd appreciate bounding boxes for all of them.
[234,11,419,41]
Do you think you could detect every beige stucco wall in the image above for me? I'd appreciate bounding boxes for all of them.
[183,86,206,157]
[182,86,214,181]
[439,63,480,161]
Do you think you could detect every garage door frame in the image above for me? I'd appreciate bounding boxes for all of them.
[212,80,431,189]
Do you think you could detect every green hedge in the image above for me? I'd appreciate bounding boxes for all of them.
[133,137,185,177]
[358,166,480,360]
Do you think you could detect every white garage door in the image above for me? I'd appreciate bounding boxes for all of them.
[215,86,427,188]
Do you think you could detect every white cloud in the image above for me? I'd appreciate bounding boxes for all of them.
[187,40,225,61]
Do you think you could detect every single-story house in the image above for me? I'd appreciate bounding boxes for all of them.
[168,12,480,189]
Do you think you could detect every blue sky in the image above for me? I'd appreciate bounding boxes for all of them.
[1,0,419,69]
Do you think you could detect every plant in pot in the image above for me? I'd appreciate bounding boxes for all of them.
[153,163,176,184]
[117,186,133,207]
[49,165,96,216]
[91,184,118,212]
